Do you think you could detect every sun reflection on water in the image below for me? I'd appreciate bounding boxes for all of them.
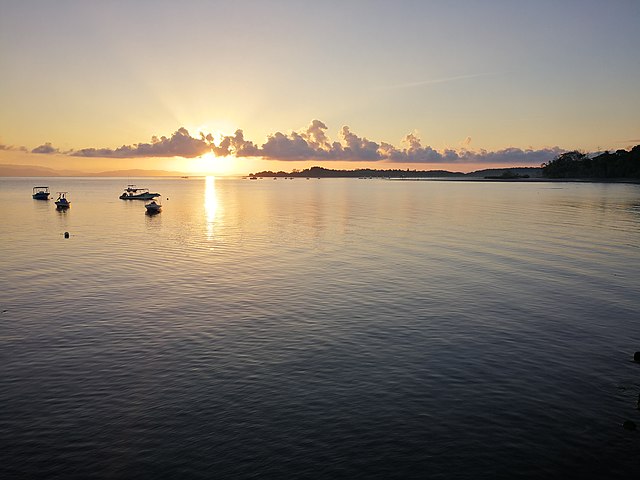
[204,176,220,239]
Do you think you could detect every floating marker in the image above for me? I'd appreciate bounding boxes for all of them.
[64,232,70,238]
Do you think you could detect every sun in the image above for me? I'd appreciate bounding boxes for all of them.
[185,152,237,176]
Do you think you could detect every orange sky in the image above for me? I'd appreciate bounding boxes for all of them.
[1,2,638,175]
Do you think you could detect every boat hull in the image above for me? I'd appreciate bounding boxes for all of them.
[120,193,160,200]
[32,193,50,200]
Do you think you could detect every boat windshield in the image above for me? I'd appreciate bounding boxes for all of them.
[124,186,149,193]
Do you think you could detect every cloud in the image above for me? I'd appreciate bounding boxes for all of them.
[248,123,560,165]
[375,72,498,91]
[261,131,322,160]
[257,120,383,161]
[211,129,260,157]
[339,126,383,161]
[29,120,563,166]
[457,146,565,165]
[32,143,59,154]
[0,143,28,152]
[377,133,563,165]
[300,119,331,150]
[72,127,210,158]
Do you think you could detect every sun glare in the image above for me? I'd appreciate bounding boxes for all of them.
[188,152,236,176]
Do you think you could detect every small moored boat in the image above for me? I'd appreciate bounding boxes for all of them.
[145,200,162,214]
[32,186,50,200]
[119,185,160,200]
[55,192,70,209]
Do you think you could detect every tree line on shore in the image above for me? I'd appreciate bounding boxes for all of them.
[541,146,640,179]
[249,166,541,179]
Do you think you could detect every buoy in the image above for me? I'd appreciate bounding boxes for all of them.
[634,351,640,362]
[64,232,69,238]
[623,420,637,431]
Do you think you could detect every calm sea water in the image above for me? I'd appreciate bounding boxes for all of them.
[1,177,639,479]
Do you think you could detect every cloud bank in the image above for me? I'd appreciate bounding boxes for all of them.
[71,127,210,158]
[29,120,565,166]
[0,143,28,153]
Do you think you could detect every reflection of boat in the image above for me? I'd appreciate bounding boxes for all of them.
[145,200,162,214]
[119,185,160,200]
[55,192,70,209]
[32,186,50,200]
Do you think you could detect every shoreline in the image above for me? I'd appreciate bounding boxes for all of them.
[1,174,639,184]
[387,177,640,184]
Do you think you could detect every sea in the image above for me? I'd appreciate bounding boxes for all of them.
[1,176,639,479]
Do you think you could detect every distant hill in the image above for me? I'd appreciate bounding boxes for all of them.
[0,164,83,176]
[0,164,186,177]
[93,169,187,177]
[466,167,543,178]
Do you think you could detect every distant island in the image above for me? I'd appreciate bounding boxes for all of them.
[249,166,543,179]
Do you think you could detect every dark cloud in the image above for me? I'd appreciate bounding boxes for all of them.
[72,127,210,158]
[458,146,565,164]
[255,120,383,161]
[32,143,59,154]
[261,131,321,160]
[380,133,453,163]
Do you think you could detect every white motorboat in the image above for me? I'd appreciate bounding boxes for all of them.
[120,185,160,200]
[32,186,50,200]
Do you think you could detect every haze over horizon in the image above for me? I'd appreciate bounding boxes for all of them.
[1,0,639,175]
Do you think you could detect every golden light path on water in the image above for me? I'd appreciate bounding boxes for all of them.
[204,176,219,240]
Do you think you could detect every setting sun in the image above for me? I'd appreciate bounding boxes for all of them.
[185,152,236,176]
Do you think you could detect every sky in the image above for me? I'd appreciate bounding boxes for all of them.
[1,0,639,175]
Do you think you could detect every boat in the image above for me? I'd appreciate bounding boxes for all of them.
[32,186,50,200]
[119,185,160,200]
[55,192,70,209]
[145,200,162,214]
